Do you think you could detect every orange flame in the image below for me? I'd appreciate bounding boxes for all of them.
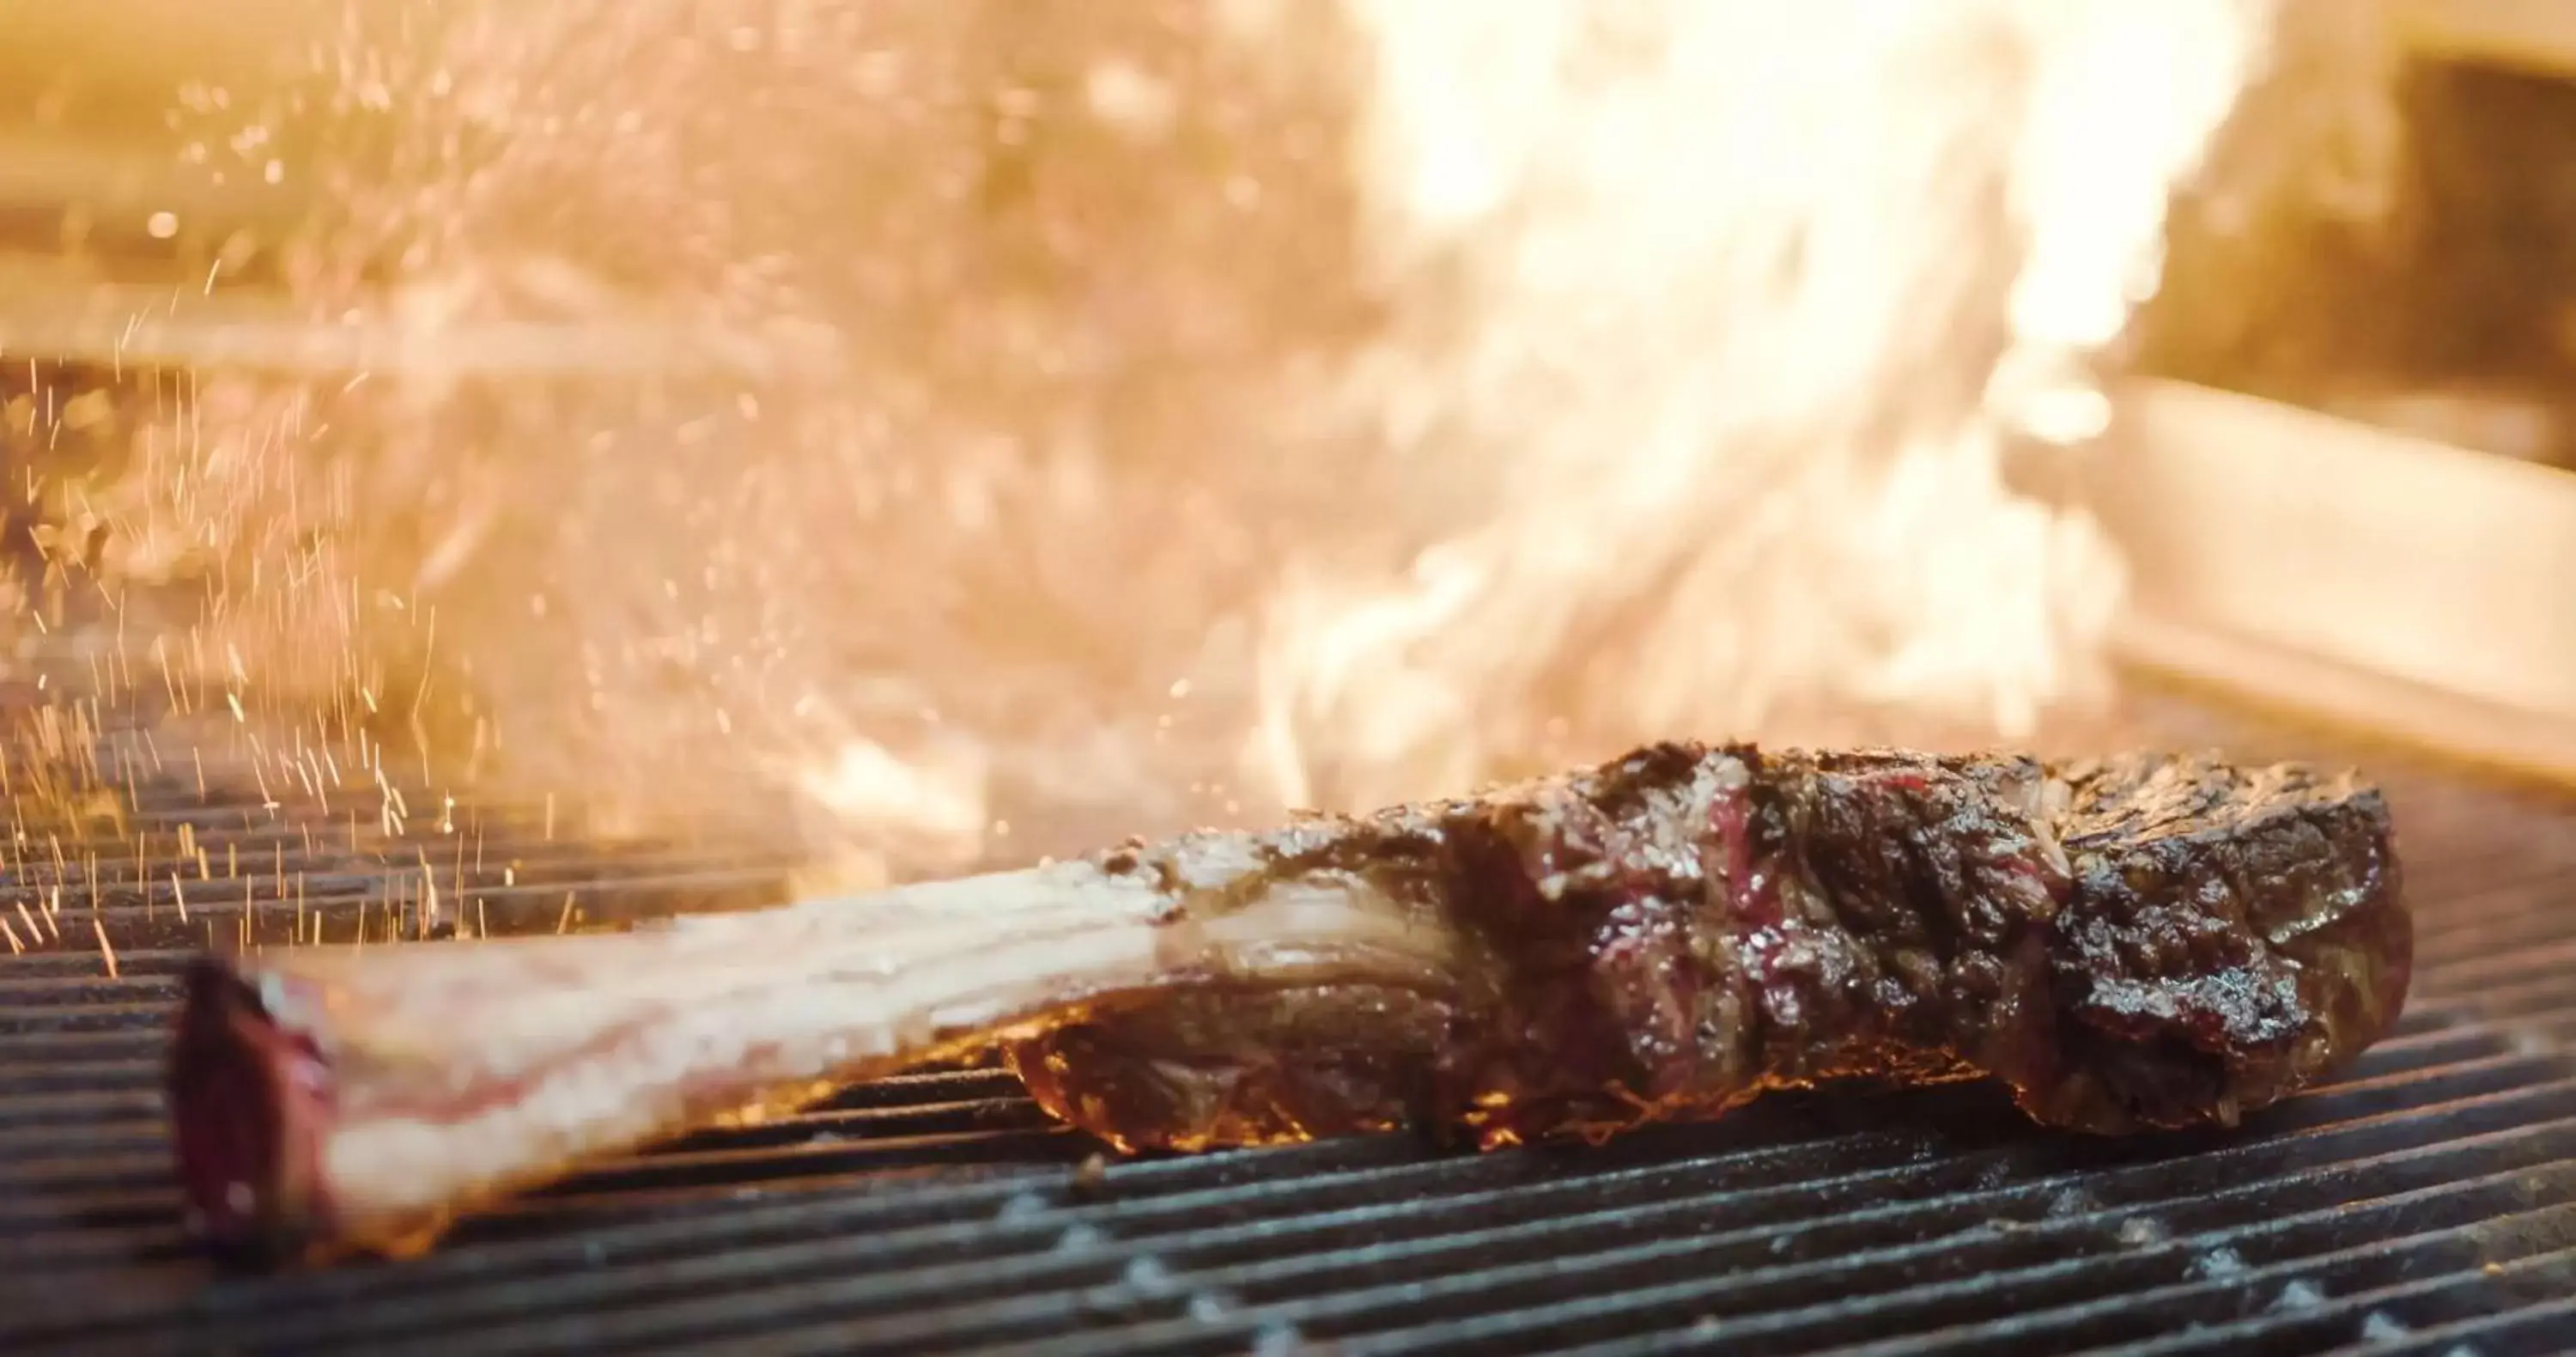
[1247,0,2275,808]
[14,0,2286,882]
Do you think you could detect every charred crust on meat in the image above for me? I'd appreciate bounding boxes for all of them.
[1017,743,2410,1153]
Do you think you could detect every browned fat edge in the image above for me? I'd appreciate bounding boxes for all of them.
[168,954,341,1267]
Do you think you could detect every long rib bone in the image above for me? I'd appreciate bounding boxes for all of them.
[171,858,1457,1263]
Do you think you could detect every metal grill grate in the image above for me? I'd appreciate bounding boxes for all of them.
[3,704,2573,1355]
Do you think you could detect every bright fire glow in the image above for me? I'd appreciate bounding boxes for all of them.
[8,0,2280,887]
[1250,0,2274,808]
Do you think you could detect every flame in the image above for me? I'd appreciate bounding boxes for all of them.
[10,0,2286,880]
[1249,0,2275,808]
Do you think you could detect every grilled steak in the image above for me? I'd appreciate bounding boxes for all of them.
[1015,744,2410,1153]
[168,743,2409,1264]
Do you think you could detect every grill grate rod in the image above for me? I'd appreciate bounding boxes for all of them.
[989,1124,2576,1357]
[2333,1297,2576,1357]
[1933,1240,2576,1357]
[24,1030,2574,1354]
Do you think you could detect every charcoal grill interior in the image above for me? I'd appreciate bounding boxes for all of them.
[1,691,2573,1356]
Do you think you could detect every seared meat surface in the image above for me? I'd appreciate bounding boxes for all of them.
[1018,745,2409,1150]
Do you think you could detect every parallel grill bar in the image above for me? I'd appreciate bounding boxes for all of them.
[15,1026,2574,1352]
[2358,1310,2576,1357]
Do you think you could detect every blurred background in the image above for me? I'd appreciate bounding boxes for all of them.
[0,0,2570,885]
[20,0,2576,466]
